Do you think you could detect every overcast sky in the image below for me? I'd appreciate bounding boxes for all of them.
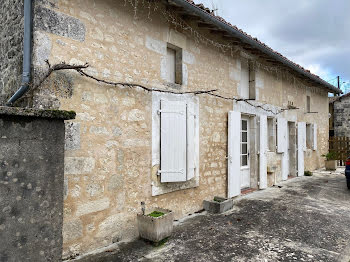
[193,0,350,92]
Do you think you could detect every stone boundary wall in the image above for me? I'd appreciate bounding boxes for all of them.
[0,106,75,262]
[0,1,24,105]
[334,97,350,138]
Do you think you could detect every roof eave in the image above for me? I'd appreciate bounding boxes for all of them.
[171,0,342,94]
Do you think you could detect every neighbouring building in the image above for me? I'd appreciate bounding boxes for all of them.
[0,0,342,258]
[329,93,350,138]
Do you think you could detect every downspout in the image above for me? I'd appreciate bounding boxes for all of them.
[6,0,33,106]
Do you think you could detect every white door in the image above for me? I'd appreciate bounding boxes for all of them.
[241,116,250,188]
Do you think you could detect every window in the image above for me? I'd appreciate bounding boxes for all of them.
[158,99,198,183]
[240,59,256,99]
[241,119,249,166]
[166,44,182,85]
[267,118,276,151]
[306,123,312,149]
[306,96,311,112]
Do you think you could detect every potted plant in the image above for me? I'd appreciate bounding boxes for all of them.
[203,196,233,214]
[137,206,174,243]
[322,152,337,171]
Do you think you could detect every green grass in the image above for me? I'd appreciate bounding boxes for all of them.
[148,211,165,217]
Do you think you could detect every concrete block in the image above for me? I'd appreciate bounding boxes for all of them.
[145,36,166,55]
[63,219,83,242]
[203,197,233,214]
[65,122,80,150]
[64,157,95,175]
[35,6,85,42]
[325,160,337,171]
[183,50,195,64]
[137,208,174,243]
[76,197,110,216]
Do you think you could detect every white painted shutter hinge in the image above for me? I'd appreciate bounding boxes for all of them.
[157,169,184,176]
[157,110,184,115]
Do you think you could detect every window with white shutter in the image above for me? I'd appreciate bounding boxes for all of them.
[313,124,317,151]
[277,118,287,153]
[158,99,198,183]
[186,102,196,180]
[306,123,312,149]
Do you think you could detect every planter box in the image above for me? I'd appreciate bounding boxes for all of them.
[203,197,233,214]
[137,207,173,243]
[325,160,337,171]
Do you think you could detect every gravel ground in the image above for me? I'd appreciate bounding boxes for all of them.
[73,169,350,262]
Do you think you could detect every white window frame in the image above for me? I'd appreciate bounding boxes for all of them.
[166,43,183,85]
[152,93,199,186]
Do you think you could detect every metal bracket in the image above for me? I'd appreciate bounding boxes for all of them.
[157,169,184,175]
[157,110,184,115]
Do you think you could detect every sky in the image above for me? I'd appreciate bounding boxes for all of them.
[193,0,350,93]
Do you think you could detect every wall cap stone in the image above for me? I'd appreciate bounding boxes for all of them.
[0,106,76,120]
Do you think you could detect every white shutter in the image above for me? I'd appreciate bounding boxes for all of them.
[299,122,306,151]
[228,111,241,198]
[313,123,317,151]
[186,102,196,180]
[297,122,306,176]
[277,118,287,153]
[160,100,187,182]
[281,154,289,181]
[259,115,268,189]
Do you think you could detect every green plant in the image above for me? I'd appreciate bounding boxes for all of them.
[148,211,165,218]
[213,197,224,202]
[304,171,313,176]
[322,152,337,161]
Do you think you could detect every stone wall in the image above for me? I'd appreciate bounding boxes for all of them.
[333,96,350,137]
[0,0,24,105]
[18,0,332,258]
[0,107,75,262]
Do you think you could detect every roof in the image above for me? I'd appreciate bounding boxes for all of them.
[167,0,342,94]
[329,92,350,103]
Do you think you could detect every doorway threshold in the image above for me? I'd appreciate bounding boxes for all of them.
[241,188,257,195]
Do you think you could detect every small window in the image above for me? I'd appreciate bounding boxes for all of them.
[306,96,311,112]
[267,118,276,151]
[306,123,312,149]
[166,44,182,85]
[240,59,255,100]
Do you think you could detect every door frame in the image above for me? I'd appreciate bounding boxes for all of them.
[240,115,251,189]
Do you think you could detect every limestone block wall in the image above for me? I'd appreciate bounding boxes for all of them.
[21,0,331,257]
[0,0,24,105]
[334,97,350,137]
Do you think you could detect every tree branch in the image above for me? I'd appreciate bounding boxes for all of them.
[33,61,291,115]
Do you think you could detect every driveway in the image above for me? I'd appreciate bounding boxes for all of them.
[75,169,350,262]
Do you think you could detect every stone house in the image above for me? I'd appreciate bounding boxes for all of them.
[329,93,350,137]
[0,0,341,258]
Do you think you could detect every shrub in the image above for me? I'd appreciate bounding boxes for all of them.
[304,171,313,176]
[322,152,337,161]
